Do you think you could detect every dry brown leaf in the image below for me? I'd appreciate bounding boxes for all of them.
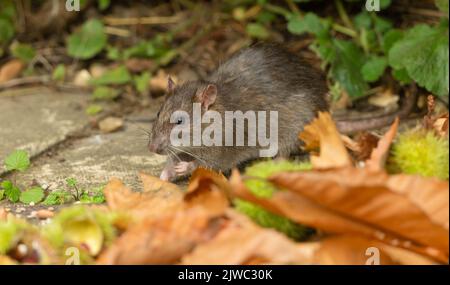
[0,208,7,221]
[299,112,352,169]
[104,175,183,221]
[181,219,315,265]
[365,117,399,171]
[0,59,24,83]
[311,235,397,265]
[184,168,230,216]
[96,207,224,264]
[230,170,394,242]
[140,172,181,194]
[125,58,155,73]
[269,168,449,261]
[309,235,436,265]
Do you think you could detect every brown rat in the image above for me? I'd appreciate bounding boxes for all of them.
[149,43,328,181]
[148,43,415,181]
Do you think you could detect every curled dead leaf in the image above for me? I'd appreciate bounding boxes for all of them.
[365,117,399,171]
[185,168,230,216]
[103,175,183,221]
[308,235,436,265]
[299,112,352,169]
[181,217,315,265]
[269,168,449,262]
[96,207,225,265]
[0,59,25,84]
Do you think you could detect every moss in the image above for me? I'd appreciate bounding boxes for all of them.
[388,129,449,180]
[234,160,314,240]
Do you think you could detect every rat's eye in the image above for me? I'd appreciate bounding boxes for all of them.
[176,117,184,125]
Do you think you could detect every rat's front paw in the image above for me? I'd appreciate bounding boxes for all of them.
[174,161,196,176]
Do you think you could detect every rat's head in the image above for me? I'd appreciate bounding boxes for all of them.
[148,76,217,155]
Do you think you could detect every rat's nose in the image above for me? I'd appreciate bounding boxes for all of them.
[148,141,165,154]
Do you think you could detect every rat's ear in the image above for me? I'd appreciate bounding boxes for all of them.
[197,84,217,109]
[167,76,176,93]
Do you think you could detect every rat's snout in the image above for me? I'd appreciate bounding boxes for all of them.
[148,138,167,155]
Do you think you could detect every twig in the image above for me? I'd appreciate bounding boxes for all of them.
[103,14,184,26]
[0,76,50,91]
[104,26,131,37]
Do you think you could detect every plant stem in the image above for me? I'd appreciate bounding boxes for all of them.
[332,23,357,38]
[264,3,292,19]
[285,0,301,15]
[335,0,354,29]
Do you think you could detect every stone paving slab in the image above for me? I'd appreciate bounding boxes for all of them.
[0,87,90,175]
[10,114,166,193]
[0,87,168,220]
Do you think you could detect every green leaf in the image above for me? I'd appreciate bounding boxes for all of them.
[382,29,404,53]
[134,72,151,94]
[89,65,131,85]
[380,0,392,9]
[20,187,44,204]
[106,46,121,60]
[361,56,387,82]
[389,24,449,97]
[2,181,20,203]
[287,13,327,38]
[86,104,103,116]
[0,18,14,45]
[123,38,170,60]
[66,178,78,188]
[4,150,30,172]
[330,40,369,99]
[92,86,120,101]
[98,0,110,10]
[0,190,4,201]
[392,68,412,84]
[10,43,36,62]
[436,0,449,14]
[373,16,393,34]
[52,64,66,82]
[353,11,372,30]
[43,190,73,206]
[67,19,107,60]
[246,23,270,39]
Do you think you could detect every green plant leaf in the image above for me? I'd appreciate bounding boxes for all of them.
[67,19,107,60]
[134,72,150,94]
[330,39,369,98]
[361,56,387,82]
[436,0,449,14]
[287,13,327,38]
[373,16,393,34]
[92,86,120,101]
[392,68,412,84]
[43,190,73,206]
[52,64,66,81]
[389,23,449,97]
[353,11,372,30]
[0,190,4,201]
[98,0,110,10]
[10,43,36,63]
[86,104,103,116]
[4,150,30,172]
[382,29,404,53]
[66,178,78,188]
[20,187,44,204]
[2,181,20,203]
[89,65,131,85]
[246,23,270,39]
